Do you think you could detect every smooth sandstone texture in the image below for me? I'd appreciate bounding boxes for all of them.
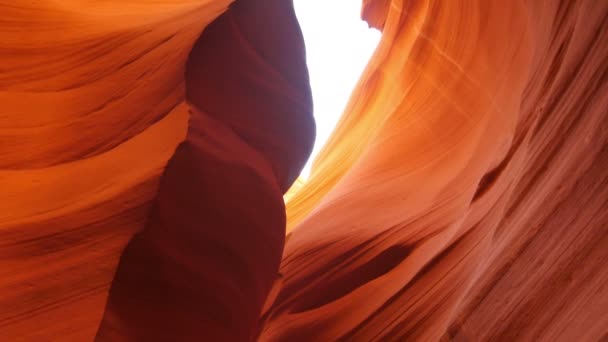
[1,0,607,341]
[268,0,608,341]
[0,1,234,340]
[96,1,313,340]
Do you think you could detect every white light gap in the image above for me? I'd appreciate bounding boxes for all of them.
[294,1,380,179]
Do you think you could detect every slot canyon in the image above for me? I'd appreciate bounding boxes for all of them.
[1,0,607,341]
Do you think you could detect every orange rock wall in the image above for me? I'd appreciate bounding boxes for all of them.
[0,1,232,340]
[267,0,608,340]
[1,0,607,341]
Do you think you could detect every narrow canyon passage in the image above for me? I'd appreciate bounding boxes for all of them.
[0,0,606,341]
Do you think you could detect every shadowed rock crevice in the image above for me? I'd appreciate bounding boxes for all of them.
[292,245,413,313]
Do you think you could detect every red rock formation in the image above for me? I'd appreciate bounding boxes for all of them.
[96,1,314,340]
[265,0,608,341]
[1,0,607,341]
[1,1,230,340]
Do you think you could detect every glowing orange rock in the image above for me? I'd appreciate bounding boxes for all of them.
[263,0,608,340]
[1,1,230,340]
[1,0,607,341]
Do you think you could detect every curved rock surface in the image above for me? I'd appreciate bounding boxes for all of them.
[1,1,226,340]
[97,1,313,340]
[270,0,608,340]
[1,0,313,340]
[1,0,607,341]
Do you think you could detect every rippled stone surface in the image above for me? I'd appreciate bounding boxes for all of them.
[1,0,607,341]
[267,1,608,340]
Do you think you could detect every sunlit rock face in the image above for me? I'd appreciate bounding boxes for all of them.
[266,0,608,341]
[1,0,607,341]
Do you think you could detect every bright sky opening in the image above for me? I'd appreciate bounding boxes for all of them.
[293,1,381,179]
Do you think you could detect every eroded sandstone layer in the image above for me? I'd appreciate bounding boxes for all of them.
[1,0,607,341]
[265,0,608,341]
[96,1,313,340]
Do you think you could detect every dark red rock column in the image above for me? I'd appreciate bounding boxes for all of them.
[95,0,314,340]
